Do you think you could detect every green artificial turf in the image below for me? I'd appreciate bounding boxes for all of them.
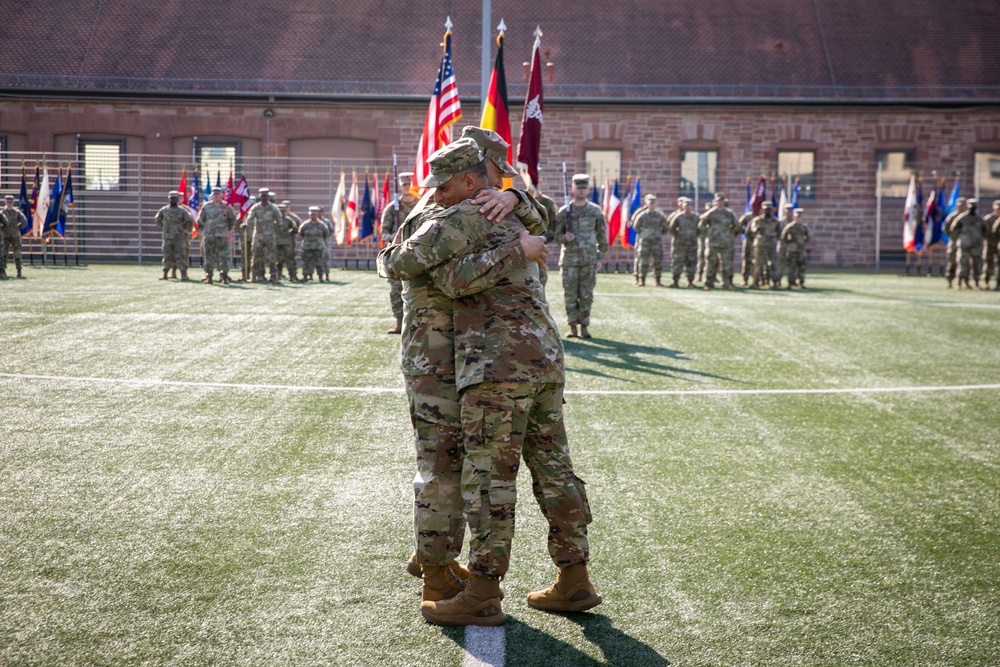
[1,265,998,666]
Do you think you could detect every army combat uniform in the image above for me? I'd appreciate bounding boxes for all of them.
[698,196,741,289]
[750,206,781,289]
[630,198,668,286]
[277,203,301,281]
[381,190,418,326]
[943,199,967,287]
[244,190,282,282]
[536,190,559,287]
[981,202,1000,289]
[0,198,29,278]
[154,192,195,279]
[738,211,755,286]
[667,200,699,286]
[298,212,330,281]
[781,213,810,288]
[553,177,608,332]
[951,202,989,289]
[197,195,237,284]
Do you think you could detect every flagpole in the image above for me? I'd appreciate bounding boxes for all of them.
[480,0,491,110]
[875,160,882,274]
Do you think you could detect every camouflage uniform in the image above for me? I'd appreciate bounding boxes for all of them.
[197,199,236,281]
[951,206,989,287]
[750,210,781,288]
[297,216,329,280]
[320,215,334,280]
[381,195,418,320]
[378,184,544,570]
[0,204,28,277]
[944,201,967,285]
[992,215,1000,290]
[667,204,699,285]
[536,191,560,287]
[382,190,589,580]
[781,217,810,287]
[553,198,607,327]
[981,203,999,288]
[276,206,301,281]
[738,211,755,286]
[154,202,194,273]
[630,204,668,284]
[698,201,740,289]
[245,198,282,281]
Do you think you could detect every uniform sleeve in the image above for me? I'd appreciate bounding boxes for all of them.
[427,238,528,299]
[18,211,28,230]
[553,206,567,240]
[631,209,644,232]
[510,189,546,236]
[380,205,397,243]
[154,208,164,227]
[377,218,471,281]
[595,209,608,258]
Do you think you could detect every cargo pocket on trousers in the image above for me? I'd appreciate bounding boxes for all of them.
[570,474,593,525]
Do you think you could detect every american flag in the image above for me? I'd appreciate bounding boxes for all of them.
[414,24,462,188]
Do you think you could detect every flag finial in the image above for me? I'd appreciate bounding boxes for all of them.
[444,16,453,31]
[534,25,543,38]
[497,19,506,34]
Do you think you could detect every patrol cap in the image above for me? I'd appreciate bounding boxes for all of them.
[168,190,181,197]
[957,197,967,204]
[308,205,321,213]
[398,171,414,185]
[420,138,485,188]
[783,203,794,210]
[644,194,656,202]
[258,187,270,195]
[966,198,977,206]
[280,200,291,207]
[794,207,805,215]
[572,174,590,188]
[3,194,14,201]
[461,126,518,176]
[713,192,726,201]
[678,196,692,204]
[268,191,276,198]
[761,201,774,210]
[993,199,1000,207]
[211,186,223,194]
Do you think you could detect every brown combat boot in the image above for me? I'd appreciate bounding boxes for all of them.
[221,273,230,285]
[421,575,505,626]
[668,279,679,288]
[654,277,662,286]
[406,553,471,580]
[159,269,169,280]
[180,270,188,281]
[566,324,579,338]
[526,562,602,613]
[638,276,645,286]
[171,268,178,279]
[15,261,22,278]
[388,316,402,335]
[420,564,468,602]
[580,325,592,339]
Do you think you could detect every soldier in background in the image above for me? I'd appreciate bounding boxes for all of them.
[381,172,418,334]
[981,200,1000,289]
[738,208,756,286]
[991,204,1000,290]
[750,202,781,290]
[243,187,282,283]
[317,205,333,281]
[277,201,301,282]
[943,197,967,289]
[667,197,699,287]
[698,193,740,290]
[197,187,236,284]
[298,206,329,281]
[630,194,668,286]
[951,198,989,290]
[554,174,607,338]
[533,182,559,287]
[781,207,811,289]
[1,194,28,278]
[696,203,709,284]
[154,190,194,281]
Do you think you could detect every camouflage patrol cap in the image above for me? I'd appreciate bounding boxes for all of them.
[783,203,794,210]
[168,190,181,197]
[461,126,518,177]
[794,207,805,215]
[957,197,967,204]
[211,186,223,194]
[3,194,14,201]
[644,194,656,202]
[308,206,321,213]
[280,200,291,207]
[713,192,726,201]
[572,174,590,188]
[398,171,414,185]
[258,187,269,196]
[420,138,485,188]
[993,199,1000,207]
[678,196,692,204]
[762,202,774,210]
[268,191,276,198]
[966,198,977,206]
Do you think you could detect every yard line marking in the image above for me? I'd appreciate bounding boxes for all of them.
[463,626,505,667]
[603,292,1000,310]
[2,373,999,397]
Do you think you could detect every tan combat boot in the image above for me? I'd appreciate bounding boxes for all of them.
[421,575,505,626]
[526,562,602,613]
[180,269,188,281]
[171,268,178,279]
[566,324,579,338]
[421,564,467,602]
[580,325,592,339]
[638,276,646,286]
[654,277,662,287]
[159,269,169,281]
[388,316,402,335]
[406,553,470,580]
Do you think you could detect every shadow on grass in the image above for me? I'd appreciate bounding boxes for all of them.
[437,614,669,666]
[564,338,742,385]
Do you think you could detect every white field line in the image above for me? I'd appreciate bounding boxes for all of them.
[2,373,999,397]
[462,626,505,667]
[603,292,1000,310]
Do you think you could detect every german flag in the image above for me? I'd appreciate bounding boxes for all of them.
[480,28,513,189]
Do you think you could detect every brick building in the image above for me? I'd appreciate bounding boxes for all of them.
[2,0,998,266]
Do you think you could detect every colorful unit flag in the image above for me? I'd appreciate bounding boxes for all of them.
[750,176,766,215]
[516,27,544,189]
[19,167,32,236]
[229,176,250,219]
[902,173,918,252]
[42,168,63,236]
[359,172,375,241]
[624,177,641,248]
[604,178,621,246]
[346,171,359,245]
[480,24,513,189]
[414,20,462,188]
[33,166,50,238]
[333,170,347,245]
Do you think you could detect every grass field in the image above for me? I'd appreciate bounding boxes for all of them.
[1,265,998,666]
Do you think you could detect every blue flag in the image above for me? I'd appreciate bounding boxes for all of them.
[626,177,641,248]
[56,168,74,237]
[216,170,222,190]
[359,173,375,240]
[204,170,212,200]
[43,170,63,235]
[790,178,800,208]
[744,178,752,215]
[188,168,200,210]
[934,185,948,244]
[913,179,925,252]
[18,167,32,236]
[590,176,600,205]
[945,177,961,217]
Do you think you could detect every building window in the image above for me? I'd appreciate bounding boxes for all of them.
[777,151,815,198]
[82,141,124,191]
[874,150,915,199]
[195,140,241,186]
[974,151,1000,200]
[584,149,621,184]
[679,150,718,204]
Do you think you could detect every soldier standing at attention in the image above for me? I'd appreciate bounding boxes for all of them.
[243,187,282,283]
[781,207,811,289]
[381,172,418,334]
[750,202,781,290]
[297,207,329,281]
[738,208,756,287]
[155,190,194,281]
[991,204,1000,290]
[197,187,237,284]
[950,199,989,290]
[380,141,597,627]
[554,174,608,338]
[631,194,668,286]
[944,197,967,289]
[666,197,698,287]
[980,200,1000,289]
[1,194,28,278]
[277,201,301,282]
[698,193,740,290]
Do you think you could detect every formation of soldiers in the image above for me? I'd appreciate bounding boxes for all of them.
[941,197,1000,291]
[626,192,811,290]
[153,186,334,284]
[0,194,29,279]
